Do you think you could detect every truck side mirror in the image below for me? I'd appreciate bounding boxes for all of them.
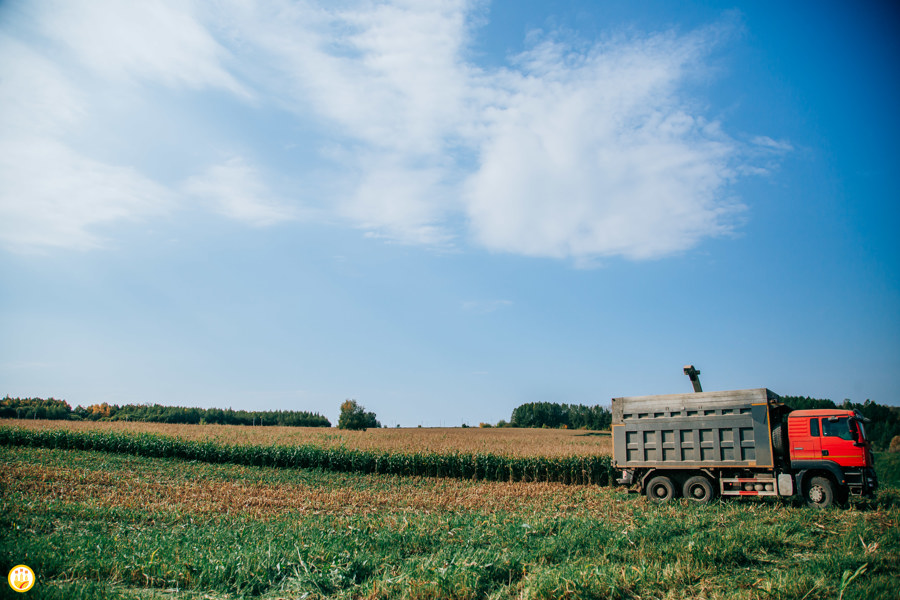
[849,421,864,445]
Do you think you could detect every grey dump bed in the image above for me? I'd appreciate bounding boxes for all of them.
[612,388,780,469]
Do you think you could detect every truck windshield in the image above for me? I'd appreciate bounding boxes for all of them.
[822,417,854,441]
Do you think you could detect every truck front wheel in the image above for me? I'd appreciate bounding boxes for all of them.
[683,475,716,503]
[804,476,835,509]
[646,475,677,503]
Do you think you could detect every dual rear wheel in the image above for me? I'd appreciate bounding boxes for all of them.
[645,474,716,504]
[646,475,677,503]
[682,475,716,503]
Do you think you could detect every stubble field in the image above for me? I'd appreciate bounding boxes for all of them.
[1,420,898,599]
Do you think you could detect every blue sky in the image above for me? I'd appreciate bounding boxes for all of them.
[1,0,898,426]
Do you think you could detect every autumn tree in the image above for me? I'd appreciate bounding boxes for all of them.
[338,399,380,431]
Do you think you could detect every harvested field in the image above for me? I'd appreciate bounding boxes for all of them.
[0,447,619,520]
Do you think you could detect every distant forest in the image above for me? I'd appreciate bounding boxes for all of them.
[509,402,612,431]
[0,397,331,428]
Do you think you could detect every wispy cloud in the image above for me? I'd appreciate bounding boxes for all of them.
[751,136,794,153]
[0,138,173,251]
[0,35,172,251]
[214,0,476,246]
[39,0,247,96]
[462,299,512,314]
[183,157,297,227]
[0,1,233,252]
[0,0,780,260]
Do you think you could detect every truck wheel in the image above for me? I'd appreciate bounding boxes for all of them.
[804,476,835,509]
[646,475,677,503]
[683,475,716,503]
[771,422,786,460]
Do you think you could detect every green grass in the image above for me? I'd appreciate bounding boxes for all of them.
[874,451,900,488]
[2,446,899,599]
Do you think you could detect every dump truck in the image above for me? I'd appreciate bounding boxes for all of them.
[612,366,878,508]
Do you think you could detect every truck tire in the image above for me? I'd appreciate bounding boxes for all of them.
[683,475,716,503]
[804,476,835,509]
[646,475,677,503]
[771,421,786,460]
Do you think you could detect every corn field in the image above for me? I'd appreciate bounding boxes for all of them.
[0,426,614,485]
[1,418,611,457]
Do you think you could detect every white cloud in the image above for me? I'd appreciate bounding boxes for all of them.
[464,32,743,260]
[0,35,172,251]
[338,154,457,246]
[0,138,172,251]
[0,1,778,260]
[38,0,247,96]
[0,36,85,138]
[0,1,252,252]
[224,0,473,153]
[183,158,297,227]
[210,0,476,245]
[216,3,756,260]
[751,136,794,153]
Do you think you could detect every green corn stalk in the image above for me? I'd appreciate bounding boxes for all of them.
[839,563,867,600]
[0,425,616,485]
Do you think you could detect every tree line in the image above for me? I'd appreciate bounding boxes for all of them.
[0,397,331,428]
[4,395,898,447]
[509,402,612,431]
[0,397,72,420]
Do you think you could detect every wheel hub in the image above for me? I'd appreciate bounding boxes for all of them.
[809,485,825,503]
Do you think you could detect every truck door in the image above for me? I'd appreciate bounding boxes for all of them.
[789,416,821,461]
[821,416,865,467]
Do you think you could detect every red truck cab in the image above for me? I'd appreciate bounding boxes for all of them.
[787,409,877,502]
